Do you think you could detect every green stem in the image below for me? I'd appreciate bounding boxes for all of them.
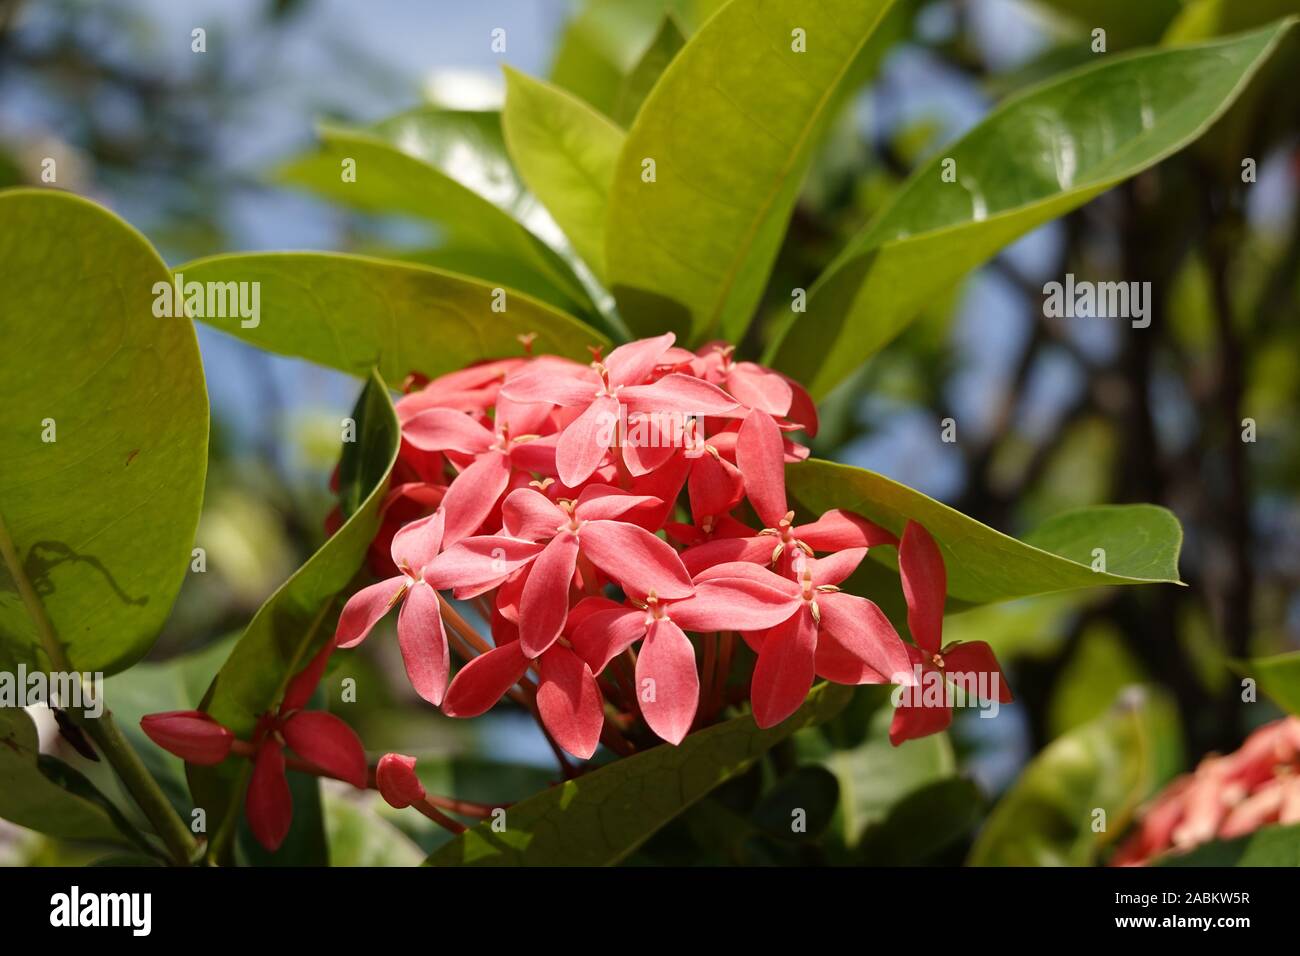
[74,709,199,865]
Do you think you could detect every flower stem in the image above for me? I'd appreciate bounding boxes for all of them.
[74,709,199,865]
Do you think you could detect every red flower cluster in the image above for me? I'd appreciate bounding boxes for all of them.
[335,334,1011,757]
[1112,716,1300,865]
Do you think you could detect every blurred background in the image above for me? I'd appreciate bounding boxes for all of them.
[2,0,1297,864]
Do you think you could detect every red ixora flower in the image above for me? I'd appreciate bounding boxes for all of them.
[888,521,1013,746]
[141,639,367,852]
[323,333,1009,772]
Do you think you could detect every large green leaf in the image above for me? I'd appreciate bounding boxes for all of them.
[0,707,138,845]
[325,793,423,866]
[611,15,687,127]
[0,189,208,675]
[605,0,897,342]
[174,252,610,385]
[768,22,1292,398]
[1241,651,1300,717]
[427,682,851,866]
[187,372,398,857]
[502,68,625,280]
[1158,822,1300,866]
[275,110,591,313]
[786,459,1182,609]
[969,689,1180,866]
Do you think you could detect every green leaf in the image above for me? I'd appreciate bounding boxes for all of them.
[786,459,1183,609]
[969,689,1180,866]
[173,252,610,386]
[1240,651,1300,717]
[325,793,423,866]
[1165,0,1300,44]
[767,22,1293,398]
[605,0,897,342]
[856,777,983,865]
[187,372,399,858]
[1158,822,1300,866]
[611,15,687,127]
[751,765,840,842]
[502,68,625,280]
[274,111,592,313]
[427,682,851,866]
[823,698,956,845]
[0,189,209,675]
[0,707,136,844]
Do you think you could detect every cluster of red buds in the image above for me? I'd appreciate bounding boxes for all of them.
[1112,716,1300,865]
[141,333,1013,851]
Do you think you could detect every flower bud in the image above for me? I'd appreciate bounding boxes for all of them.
[376,753,425,809]
[140,710,233,765]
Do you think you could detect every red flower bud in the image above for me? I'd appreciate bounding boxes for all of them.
[140,710,234,765]
[376,753,425,809]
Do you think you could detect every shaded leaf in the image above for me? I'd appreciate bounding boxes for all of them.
[325,792,423,866]
[969,689,1180,866]
[426,682,851,866]
[612,15,687,127]
[1239,651,1300,717]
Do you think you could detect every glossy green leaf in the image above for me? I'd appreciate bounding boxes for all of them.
[969,689,1180,866]
[187,372,398,858]
[605,0,896,342]
[1240,651,1300,717]
[1165,0,1300,44]
[612,15,686,127]
[768,22,1292,398]
[174,252,610,386]
[0,707,136,845]
[274,110,591,313]
[1158,822,1300,866]
[502,68,625,279]
[856,777,982,865]
[787,459,1183,609]
[0,189,208,675]
[751,766,840,842]
[427,682,851,866]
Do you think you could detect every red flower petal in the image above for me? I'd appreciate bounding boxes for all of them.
[814,592,913,686]
[519,532,581,657]
[726,362,792,417]
[422,534,543,592]
[570,606,646,673]
[580,519,693,600]
[687,451,744,521]
[282,638,337,712]
[440,452,511,546]
[750,609,818,729]
[888,701,953,746]
[397,581,450,706]
[281,711,368,789]
[899,521,946,655]
[376,753,426,809]
[556,394,620,487]
[246,738,292,852]
[574,483,663,522]
[499,365,598,407]
[680,533,774,575]
[501,487,567,540]
[797,509,896,552]
[442,641,531,717]
[139,711,233,765]
[401,408,495,454]
[604,331,675,387]
[809,547,867,587]
[735,409,788,528]
[670,579,798,632]
[390,509,445,573]
[941,641,1013,703]
[536,646,604,760]
[334,576,406,649]
[636,619,699,745]
[621,373,739,417]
